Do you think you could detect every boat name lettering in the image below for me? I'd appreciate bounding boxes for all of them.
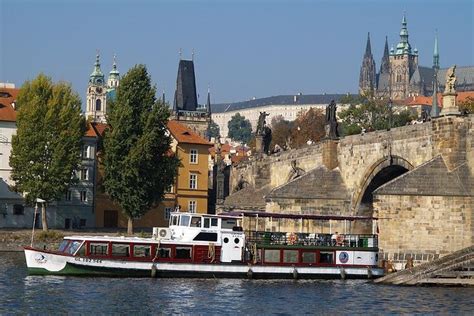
[75,257,102,264]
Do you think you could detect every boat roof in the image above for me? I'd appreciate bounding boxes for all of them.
[64,235,156,243]
[221,210,377,221]
[170,211,242,219]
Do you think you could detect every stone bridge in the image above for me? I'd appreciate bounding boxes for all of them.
[223,115,474,266]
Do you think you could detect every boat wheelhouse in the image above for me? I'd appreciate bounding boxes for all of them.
[24,212,384,279]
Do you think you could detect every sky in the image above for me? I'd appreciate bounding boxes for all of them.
[1,0,473,106]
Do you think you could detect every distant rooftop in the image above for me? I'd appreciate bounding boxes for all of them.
[212,94,347,113]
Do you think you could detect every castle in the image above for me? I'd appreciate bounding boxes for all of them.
[359,14,474,100]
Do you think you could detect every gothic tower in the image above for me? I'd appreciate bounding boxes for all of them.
[388,14,419,100]
[376,36,391,97]
[359,32,377,95]
[86,54,107,122]
[431,33,440,117]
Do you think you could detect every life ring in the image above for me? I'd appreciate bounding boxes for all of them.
[288,233,297,245]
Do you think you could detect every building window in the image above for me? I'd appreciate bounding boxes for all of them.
[190,149,198,164]
[65,190,72,201]
[82,145,91,159]
[13,204,24,215]
[96,99,102,111]
[164,207,173,220]
[188,200,196,213]
[80,191,87,202]
[81,168,89,181]
[189,173,197,189]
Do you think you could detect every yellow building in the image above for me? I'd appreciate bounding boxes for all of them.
[94,121,212,229]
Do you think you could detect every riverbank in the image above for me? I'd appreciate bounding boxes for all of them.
[0,228,152,251]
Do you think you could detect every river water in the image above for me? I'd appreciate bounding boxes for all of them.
[0,252,473,315]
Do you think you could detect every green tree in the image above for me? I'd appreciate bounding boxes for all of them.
[227,113,252,144]
[339,94,414,136]
[207,119,220,139]
[10,74,86,231]
[103,64,179,234]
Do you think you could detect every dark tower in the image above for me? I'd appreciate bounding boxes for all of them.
[431,33,440,117]
[359,32,377,95]
[377,36,391,96]
[174,60,198,112]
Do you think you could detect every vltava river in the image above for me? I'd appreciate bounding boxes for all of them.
[1,252,473,314]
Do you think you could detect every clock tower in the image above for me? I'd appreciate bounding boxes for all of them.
[86,54,107,122]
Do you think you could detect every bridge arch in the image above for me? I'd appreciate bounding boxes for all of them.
[353,155,414,216]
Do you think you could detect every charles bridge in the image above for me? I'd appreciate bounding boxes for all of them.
[222,114,474,268]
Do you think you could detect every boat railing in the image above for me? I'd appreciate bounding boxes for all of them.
[246,231,378,248]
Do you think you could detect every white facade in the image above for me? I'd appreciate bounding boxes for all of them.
[0,121,17,185]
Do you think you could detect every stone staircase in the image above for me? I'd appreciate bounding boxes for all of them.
[375,245,474,286]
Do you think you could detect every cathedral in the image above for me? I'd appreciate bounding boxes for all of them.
[86,54,120,122]
[359,14,474,100]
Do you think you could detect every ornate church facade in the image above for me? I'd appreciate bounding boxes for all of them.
[359,15,474,100]
[85,54,120,122]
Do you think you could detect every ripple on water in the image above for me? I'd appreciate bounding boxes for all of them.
[1,252,473,315]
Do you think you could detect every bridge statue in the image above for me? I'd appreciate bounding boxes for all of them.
[255,112,272,155]
[444,65,457,94]
[325,100,339,139]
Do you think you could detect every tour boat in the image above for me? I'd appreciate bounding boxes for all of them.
[24,212,384,279]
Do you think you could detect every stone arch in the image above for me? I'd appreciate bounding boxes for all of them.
[353,155,414,216]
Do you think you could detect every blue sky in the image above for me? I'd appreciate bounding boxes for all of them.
[1,0,473,105]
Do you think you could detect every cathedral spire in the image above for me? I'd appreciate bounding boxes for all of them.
[89,53,105,85]
[395,13,412,55]
[380,36,390,74]
[206,84,211,113]
[433,31,440,70]
[365,32,373,57]
[107,54,120,88]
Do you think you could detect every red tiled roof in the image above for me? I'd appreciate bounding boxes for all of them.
[85,122,98,137]
[0,87,19,122]
[405,91,474,107]
[91,122,108,137]
[167,120,212,146]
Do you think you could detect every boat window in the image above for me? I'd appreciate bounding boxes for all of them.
[283,250,298,263]
[171,215,179,226]
[203,218,210,228]
[157,247,171,258]
[302,252,317,264]
[67,241,82,255]
[211,218,218,228]
[180,215,191,227]
[190,216,202,228]
[58,240,69,252]
[134,245,151,257]
[193,232,218,242]
[76,244,86,257]
[264,249,280,263]
[221,218,237,229]
[175,247,192,259]
[90,243,108,256]
[319,252,334,264]
[112,244,130,257]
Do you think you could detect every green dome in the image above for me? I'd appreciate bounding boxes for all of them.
[89,54,105,86]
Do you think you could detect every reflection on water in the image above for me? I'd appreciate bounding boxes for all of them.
[1,252,473,314]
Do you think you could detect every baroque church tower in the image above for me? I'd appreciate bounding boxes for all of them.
[388,14,418,100]
[86,54,120,123]
[359,33,377,95]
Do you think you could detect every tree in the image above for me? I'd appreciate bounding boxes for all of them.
[207,119,220,139]
[338,94,414,136]
[227,113,252,144]
[10,74,86,231]
[270,115,293,150]
[103,64,179,234]
[459,96,474,114]
[290,108,326,149]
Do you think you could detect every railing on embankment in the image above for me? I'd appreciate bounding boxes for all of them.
[374,245,474,286]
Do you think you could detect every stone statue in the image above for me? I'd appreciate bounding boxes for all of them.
[287,160,305,182]
[256,111,269,136]
[325,100,339,139]
[444,65,457,94]
[263,126,272,154]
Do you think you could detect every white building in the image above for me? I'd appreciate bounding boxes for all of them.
[211,94,346,138]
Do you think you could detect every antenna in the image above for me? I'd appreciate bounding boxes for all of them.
[192,48,195,61]
[179,48,182,60]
